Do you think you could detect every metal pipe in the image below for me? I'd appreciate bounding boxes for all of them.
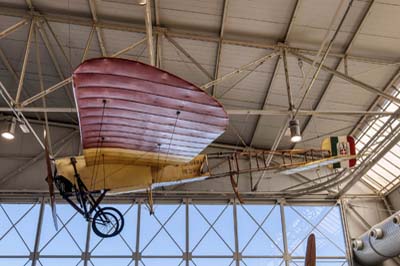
[15,18,34,103]
[227,109,397,116]
[81,24,96,62]
[31,198,45,266]
[211,0,230,96]
[201,51,279,89]
[252,116,291,191]
[165,34,213,80]
[351,68,400,137]
[83,220,91,266]
[0,81,45,149]
[353,210,400,265]
[34,24,52,153]
[111,37,147,58]
[0,18,28,40]
[282,48,294,113]
[280,201,290,266]
[0,130,77,186]
[21,77,73,107]
[299,0,376,140]
[21,33,151,108]
[1,5,395,65]
[144,0,155,66]
[232,199,240,266]
[88,0,107,56]
[293,0,353,119]
[43,18,73,70]
[3,107,397,116]
[36,20,75,107]
[134,200,142,266]
[291,51,400,105]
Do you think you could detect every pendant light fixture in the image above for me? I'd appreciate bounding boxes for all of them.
[289,118,302,143]
[1,117,16,140]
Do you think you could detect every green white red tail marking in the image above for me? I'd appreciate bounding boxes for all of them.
[322,136,356,169]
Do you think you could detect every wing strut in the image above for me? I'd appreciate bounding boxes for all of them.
[147,186,154,215]
[44,130,58,231]
[228,156,244,204]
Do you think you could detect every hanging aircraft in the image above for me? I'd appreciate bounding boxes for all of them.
[43,58,356,238]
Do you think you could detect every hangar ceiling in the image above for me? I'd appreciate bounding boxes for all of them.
[0,0,400,197]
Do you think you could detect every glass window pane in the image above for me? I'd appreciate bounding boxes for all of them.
[190,203,234,256]
[237,204,283,256]
[285,206,346,257]
[0,203,39,256]
[140,203,184,256]
[0,202,348,265]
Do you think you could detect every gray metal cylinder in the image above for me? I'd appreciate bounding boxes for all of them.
[353,211,400,265]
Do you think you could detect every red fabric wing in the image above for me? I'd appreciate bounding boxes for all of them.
[73,58,228,162]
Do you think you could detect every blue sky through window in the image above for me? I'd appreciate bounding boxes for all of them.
[0,202,348,266]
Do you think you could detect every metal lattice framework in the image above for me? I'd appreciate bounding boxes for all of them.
[0,0,399,219]
[0,197,350,266]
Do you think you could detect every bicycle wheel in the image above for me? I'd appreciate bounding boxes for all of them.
[92,207,124,238]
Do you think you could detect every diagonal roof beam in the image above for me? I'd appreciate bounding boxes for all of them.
[249,0,301,148]
[88,0,107,56]
[350,71,400,137]
[165,34,214,80]
[337,119,400,197]
[0,5,396,65]
[0,130,77,186]
[201,50,279,90]
[15,18,34,103]
[249,0,302,191]
[19,37,147,108]
[291,51,400,105]
[293,0,377,147]
[211,0,230,96]
[0,18,28,40]
[35,19,75,109]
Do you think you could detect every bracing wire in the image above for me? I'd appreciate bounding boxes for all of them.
[102,154,106,190]
[101,149,153,179]
[164,110,181,164]
[293,0,351,119]
[90,99,107,190]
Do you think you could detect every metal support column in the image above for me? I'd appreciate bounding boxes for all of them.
[279,200,290,266]
[339,199,353,266]
[83,221,91,266]
[232,199,240,266]
[135,200,142,266]
[185,198,190,266]
[31,198,45,266]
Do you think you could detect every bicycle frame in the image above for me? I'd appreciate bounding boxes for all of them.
[59,157,109,221]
